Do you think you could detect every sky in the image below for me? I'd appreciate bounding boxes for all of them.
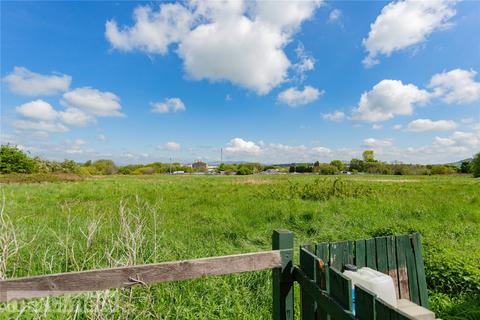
[1,0,479,165]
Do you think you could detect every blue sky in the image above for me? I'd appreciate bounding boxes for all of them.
[1,0,479,164]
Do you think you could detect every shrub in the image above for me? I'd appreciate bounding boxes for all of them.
[0,145,37,173]
[317,164,337,175]
[93,159,118,175]
[460,160,472,174]
[473,153,480,178]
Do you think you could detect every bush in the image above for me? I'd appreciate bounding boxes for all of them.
[473,153,480,178]
[0,145,37,173]
[93,159,118,175]
[317,164,337,175]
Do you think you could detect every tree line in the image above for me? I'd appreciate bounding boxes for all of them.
[1,145,479,177]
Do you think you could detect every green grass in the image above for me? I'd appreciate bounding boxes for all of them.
[0,174,479,319]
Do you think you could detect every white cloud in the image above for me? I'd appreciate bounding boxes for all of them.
[352,79,430,122]
[393,124,403,130]
[15,100,58,121]
[224,138,262,155]
[277,86,322,107]
[105,4,193,55]
[428,69,480,104]
[98,134,107,142]
[13,120,68,133]
[322,111,345,122]
[363,138,393,148]
[59,108,94,127]
[407,119,457,132]
[3,67,71,96]
[372,124,383,130]
[432,131,480,152]
[151,98,186,113]
[328,9,342,22]
[106,1,322,94]
[160,141,181,151]
[292,43,316,82]
[62,87,123,117]
[362,0,457,67]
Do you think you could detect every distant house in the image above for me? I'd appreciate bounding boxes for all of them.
[192,161,207,170]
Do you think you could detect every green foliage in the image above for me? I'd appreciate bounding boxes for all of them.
[460,160,472,174]
[0,145,36,173]
[473,152,480,177]
[92,159,118,175]
[349,158,365,172]
[330,160,345,171]
[430,165,456,175]
[316,164,337,175]
[289,163,313,173]
[362,150,375,162]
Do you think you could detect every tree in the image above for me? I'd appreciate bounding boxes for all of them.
[93,159,118,175]
[330,160,345,171]
[460,160,472,174]
[362,150,375,162]
[0,145,36,173]
[349,158,365,172]
[473,153,480,178]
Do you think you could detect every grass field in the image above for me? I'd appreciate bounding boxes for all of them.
[1,174,479,319]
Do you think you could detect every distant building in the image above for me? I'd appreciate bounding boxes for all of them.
[192,161,207,170]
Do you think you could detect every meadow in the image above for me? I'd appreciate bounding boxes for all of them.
[0,174,479,319]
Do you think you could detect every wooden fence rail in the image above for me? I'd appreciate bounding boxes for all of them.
[0,250,282,302]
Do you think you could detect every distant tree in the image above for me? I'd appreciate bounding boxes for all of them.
[317,164,337,175]
[473,153,480,178]
[362,150,375,162]
[330,160,345,171]
[93,159,117,175]
[84,160,92,167]
[349,158,365,172]
[314,161,320,167]
[0,145,36,174]
[460,160,472,174]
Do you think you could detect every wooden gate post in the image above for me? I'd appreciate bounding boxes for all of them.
[272,229,294,320]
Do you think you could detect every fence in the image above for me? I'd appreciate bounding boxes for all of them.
[0,230,430,319]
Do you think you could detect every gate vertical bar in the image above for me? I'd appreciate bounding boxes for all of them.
[272,230,294,320]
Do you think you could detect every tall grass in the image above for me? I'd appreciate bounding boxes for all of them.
[0,175,478,319]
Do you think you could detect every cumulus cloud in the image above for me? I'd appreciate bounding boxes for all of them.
[224,138,262,155]
[160,141,181,151]
[3,67,71,96]
[362,0,457,67]
[363,138,393,148]
[432,131,480,153]
[106,1,322,94]
[58,108,93,127]
[14,87,120,133]
[352,79,430,122]
[105,4,193,55]
[407,119,457,132]
[151,98,186,113]
[277,86,322,107]
[15,100,58,121]
[428,69,480,104]
[62,87,124,117]
[322,111,345,122]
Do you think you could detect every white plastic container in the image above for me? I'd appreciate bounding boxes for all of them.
[343,267,397,307]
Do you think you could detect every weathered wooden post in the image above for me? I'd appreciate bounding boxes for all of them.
[272,229,294,320]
